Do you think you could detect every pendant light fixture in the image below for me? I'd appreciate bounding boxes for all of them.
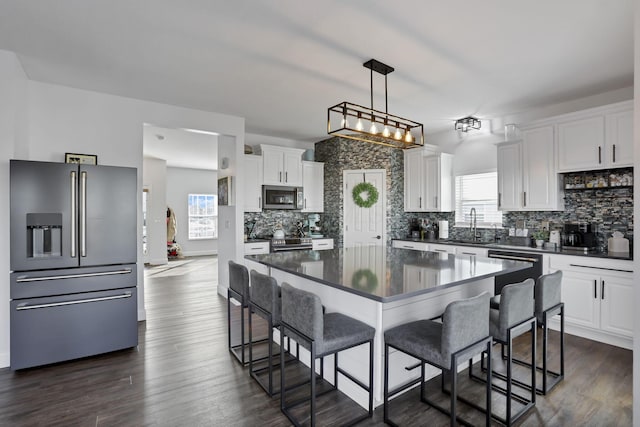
[454,116,481,132]
[327,59,424,149]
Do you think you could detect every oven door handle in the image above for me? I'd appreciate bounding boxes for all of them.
[488,254,538,263]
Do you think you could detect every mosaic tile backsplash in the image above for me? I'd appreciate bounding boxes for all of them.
[245,141,633,252]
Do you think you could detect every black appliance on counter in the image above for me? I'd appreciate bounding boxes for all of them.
[487,249,543,295]
[262,185,304,210]
[10,160,138,370]
[270,237,313,252]
[562,222,596,252]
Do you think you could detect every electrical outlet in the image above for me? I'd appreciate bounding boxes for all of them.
[541,221,549,230]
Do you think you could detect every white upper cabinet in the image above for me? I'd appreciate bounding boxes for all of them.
[261,144,305,186]
[521,126,561,210]
[302,161,324,212]
[243,155,263,212]
[606,109,634,168]
[557,115,605,171]
[497,142,522,211]
[497,125,562,211]
[404,148,453,212]
[557,102,633,172]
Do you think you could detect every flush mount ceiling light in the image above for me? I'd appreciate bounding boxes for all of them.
[327,59,424,149]
[454,116,481,132]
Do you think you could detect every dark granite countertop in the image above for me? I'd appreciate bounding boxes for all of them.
[245,246,531,303]
[394,238,633,261]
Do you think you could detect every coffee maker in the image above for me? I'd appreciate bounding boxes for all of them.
[563,222,596,250]
[307,214,322,237]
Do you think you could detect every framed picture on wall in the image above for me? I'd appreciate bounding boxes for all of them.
[218,176,234,206]
[65,153,98,165]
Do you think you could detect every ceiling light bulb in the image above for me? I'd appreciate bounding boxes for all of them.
[382,125,391,138]
[341,117,349,128]
[356,118,364,131]
[370,122,378,134]
[394,127,402,140]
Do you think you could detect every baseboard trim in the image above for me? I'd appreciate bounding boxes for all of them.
[138,308,147,322]
[0,351,9,369]
[182,250,218,257]
[548,319,632,350]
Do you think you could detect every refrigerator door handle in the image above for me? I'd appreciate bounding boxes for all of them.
[16,268,133,283]
[80,171,87,257]
[16,292,132,311]
[70,171,77,258]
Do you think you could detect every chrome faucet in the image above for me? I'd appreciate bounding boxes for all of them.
[470,208,478,241]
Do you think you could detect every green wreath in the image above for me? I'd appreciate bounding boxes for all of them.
[352,182,379,208]
[351,269,379,291]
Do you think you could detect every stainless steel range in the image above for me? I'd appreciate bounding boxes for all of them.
[270,237,313,252]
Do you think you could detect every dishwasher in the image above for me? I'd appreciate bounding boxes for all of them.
[487,249,543,294]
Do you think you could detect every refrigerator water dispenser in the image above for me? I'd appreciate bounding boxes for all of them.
[27,213,62,258]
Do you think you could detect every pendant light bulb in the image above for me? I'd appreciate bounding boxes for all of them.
[382,124,391,138]
[370,122,378,135]
[356,115,364,131]
[341,116,349,128]
[404,129,413,143]
[394,127,402,140]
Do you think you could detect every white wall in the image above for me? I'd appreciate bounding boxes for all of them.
[0,54,245,367]
[633,3,639,426]
[0,50,28,367]
[143,157,168,265]
[245,132,314,152]
[166,167,218,257]
[217,135,240,296]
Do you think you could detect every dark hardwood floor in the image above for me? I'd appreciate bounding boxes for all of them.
[0,256,632,426]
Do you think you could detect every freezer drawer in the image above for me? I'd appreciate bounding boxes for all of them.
[11,287,138,370]
[11,264,137,300]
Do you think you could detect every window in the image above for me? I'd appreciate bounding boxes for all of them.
[188,194,218,239]
[454,172,502,227]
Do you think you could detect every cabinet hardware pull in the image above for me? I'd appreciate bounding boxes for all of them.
[16,269,133,283]
[434,196,438,208]
[285,171,288,182]
[594,280,597,299]
[523,191,527,207]
[258,197,261,208]
[435,249,447,253]
[568,263,633,273]
[601,280,605,300]
[405,361,421,371]
[613,144,616,163]
[70,171,77,258]
[279,171,282,182]
[598,146,602,164]
[80,171,87,257]
[498,193,501,208]
[419,196,422,208]
[16,292,132,311]
[461,252,476,256]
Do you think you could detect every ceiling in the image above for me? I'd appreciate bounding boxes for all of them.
[142,125,218,170]
[0,1,633,142]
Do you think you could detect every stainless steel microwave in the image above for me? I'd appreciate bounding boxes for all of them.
[262,185,303,210]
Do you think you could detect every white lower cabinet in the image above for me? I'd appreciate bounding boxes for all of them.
[428,243,456,254]
[392,240,430,251]
[312,238,333,251]
[455,246,488,257]
[547,254,633,348]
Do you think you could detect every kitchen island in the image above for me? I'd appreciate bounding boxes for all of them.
[245,246,531,408]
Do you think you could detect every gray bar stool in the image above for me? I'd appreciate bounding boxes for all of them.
[279,283,375,427]
[248,269,292,396]
[227,261,267,366]
[384,292,493,427]
[472,278,536,426]
[491,270,565,394]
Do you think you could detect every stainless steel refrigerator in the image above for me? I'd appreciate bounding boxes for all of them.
[10,160,138,370]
